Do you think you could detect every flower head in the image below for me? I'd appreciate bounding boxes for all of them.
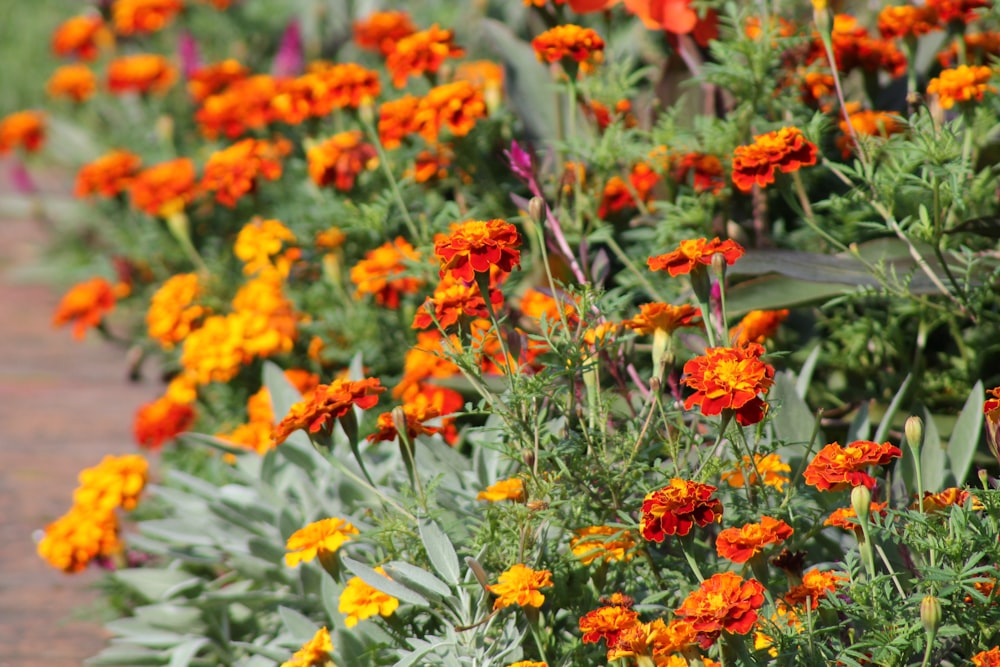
[623,302,701,335]
[47,64,97,102]
[784,569,847,610]
[187,59,249,103]
[339,567,400,627]
[927,65,996,109]
[107,54,177,95]
[129,158,197,217]
[598,162,660,218]
[721,453,790,492]
[196,75,279,139]
[716,516,793,564]
[51,15,110,61]
[284,517,359,567]
[675,572,766,648]
[673,152,726,194]
[912,487,985,513]
[972,647,1000,667]
[732,127,817,192]
[36,506,121,573]
[0,111,45,155]
[386,25,464,87]
[877,5,939,39]
[730,309,789,345]
[488,563,553,609]
[201,138,288,207]
[272,63,381,124]
[927,0,989,23]
[133,394,196,449]
[366,402,441,444]
[532,24,605,74]
[354,10,416,55]
[378,95,420,149]
[478,477,525,502]
[824,501,888,530]
[412,81,488,143]
[803,440,903,491]
[52,277,117,339]
[682,342,775,426]
[434,219,521,282]
[73,454,149,512]
[579,598,640,647]
[570,526,637,564]
[350,237,424,308]
[145,273,205,349]
[307,131,378,191]
[273,378,385,445]
[112,0,183,35]
[640,479,723,542]
[647,237,744,277]
[234,218,298,277]
[413,274,503,330]
[280,627,334,667]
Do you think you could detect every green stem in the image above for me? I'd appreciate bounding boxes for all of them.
[360,114,422,242]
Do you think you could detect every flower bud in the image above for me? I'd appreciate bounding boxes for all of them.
[710,252,727,279]
[920,595,942,636]
[851,484,872,526]
[905,415,924,455]
[528,196,546,225]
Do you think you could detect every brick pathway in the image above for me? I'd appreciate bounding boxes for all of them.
[0,164,159,666]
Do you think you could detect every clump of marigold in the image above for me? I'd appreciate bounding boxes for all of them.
[413,273,503,330]
[803,440,903,491]
[412,81,488,143]
[47,64,97,103]
[683,342,775,426]
[339,567,400,627]
[307,131,378,191]
[107,54,177,95]
[386,25,464,88]
[73,454,149,512]
[354,10,416,55]
[721,453,791,492]
[648,237,744,277]
[51,14,111,61]
[598,162,660,218]
[0,110,45,155]
[52,277,118,339]
[112,0,184,35]
[640,479,723,542]
[675,572,766,648]
[938,31,1000,67]
[234,218,298,278]
[732,127,817,192]
[478,477,525,502]
[673,152,726,194]
[146,272,205,349]
[273,378,385,445]
[350,237,424,308]
[927,0,989,23]
[284,517,359,568]
[196,75,279,139]
[824,501,889,530]
[912,487,985,512]
[129,157,197,217]
[730,309,789,345]
[378,95,420,148]
[579,596,640,648]
[570,526,637,565]
[75,150,142,198]
[187,59,249,102]
[201,138,288,207]
[532,24,605,75]
[133,393,196,449]
[272,63,381,124]
[488,563,553,610]
[716,516,793,564]
[927,65,996,109]
[36,505,122,573]
[814,15,907,79]
[434,219,521,282]
[784,568,848,610]
[877,4,939,39]
[280,626,333,667]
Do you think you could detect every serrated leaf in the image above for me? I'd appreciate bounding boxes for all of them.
[419,520,461,585]
[342,556,428,607]
[920,405,946,493]
[383,561,452,598]
[279,606,320,641]
[947,381,984,486]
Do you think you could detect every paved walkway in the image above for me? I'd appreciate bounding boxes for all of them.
[0,162,159,666]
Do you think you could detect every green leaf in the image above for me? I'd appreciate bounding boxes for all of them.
[85,645,164,666]
[946,380,984,486]
[264,360,304,424]
[383,561,452,598]
[168,639,209,667]
[133,605,204,633]
[279,606,320,641]
[342,556,429,607]
[321,570,342,628]
[419,520,461,586]
[140,519,217,546]
[874,373,913,444]
[920,404,946,493]
[770,371,822,447]
[178,432,247,457]
[115,569,203,602]
[103,618,185,648]
[795,344,822,400]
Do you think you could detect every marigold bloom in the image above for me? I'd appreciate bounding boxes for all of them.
[201,138,287,207]
[350,237,424,308]
[73,454,149,512]
[816,15,907,78]
[640,479,723,542]
[518,288,579,327]
[196,75,279,139]
[877,5,939,39]
[505,662,547,667]
[784,568,847,610]
[133,394,195,449]
[412,81,488,143]
[579,601,640,647]
[233,218,297,277]
[36,506,122,573]
[52,277,117,339]
[339,566,400,627]
[366,402,441,443]
[51,15,110,61]
[721,453,790,492]
[570,526,637,564]
[730,309,789,345]
[394,331,462,399]
[532,24,605,74]
[672,152,725,194]
[824,501,889,530]
[624,0,705,36]
[284,517,359,567]
[378,95,420,148]
[107,54,177,95]
[623,302,700,335]
[112,0,184,35]
[0,111,44,156]
[647,237,744,277]
[386,25,464,88]
[912,487,985,512]
[488,564,553,610]
[939,31,1000,67]
[478,477,525,502]
[146,273,205,349]
[682,342,775,426]
[280,627,333,667]
[187,59,249,102]
[927,65,996,109]
[354,10,416,55]
[307,131,378,191]
[74,150,141,200]
[47,64,97,102]
[985,386,1000,462]
[273,63,381,124]
[972,648,1000,667]
[409,146,453,183]
[716,516,793,564]
[803,440,903,491]
[129,158,197,217]
[413,275,502,330]
[273,378,385,445]
[675,572,765,648]
[732,127,817,192]
[927,0,989,23]
[434,219,521,282]
[598,162,659,218]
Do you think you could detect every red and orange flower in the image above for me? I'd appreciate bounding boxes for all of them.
[354,10,416,56]
[640,478,723,542]
[201,138,288,207]
[187,59,249,103]
[911,487,985,512]
[307,131,379,191]
[272,378,385,445]
[129,158,198,217]
[196,75,279,139]
[985,386,1000,463]
[412,81,488,143]
[107,54,177,95]
[532,24,605,74]
[51,15,111,61]
[971,647,1000,667]
[0,111,46,155]
[434,219,522,282]
[682,342,775,426]
[824,501,889,530]
[730,309,789,345]
[623,302,701,336]
[732,127,817,192]
[413,275,503,330]
[803,440,903,491]
[674,572,766,648]
[386,25,464,88]
[366,403,441,444]
[47,64,97,103]
[784,569,848,610]
[927,65,996,109]
[378,95,420,149]
[133,394,196,449]
[350,237,424,308]
[647,237,744,277]
[75,150,142,198]
[52,277,119,340]
[579,598,640,648]
[673,152,726,194]
[716,516,793,564]
[112,0,184,35]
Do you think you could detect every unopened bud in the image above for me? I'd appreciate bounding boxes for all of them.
[522,448,535,470]
[920,595,942,636]
[710,252,727,278]
[905,415,924,454]
[528,196,546,224]
[979,468,991,490]
[851,485,872,526]
[465,557,491,591]
[391,406,409,441]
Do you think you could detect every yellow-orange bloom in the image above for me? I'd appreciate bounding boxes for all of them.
[478,477,525,502]
[647,237,744,277]
[129,157,197,217]
[598,162,660,218]
[836,106,905,158]
[434,219,521,282]
[354,10,416,55]
[73,454,149,512]
[133,394,196,449]
[339,567,400,627]
[307,131,378,190]
[0,110,45,155]
[378,95,420,149]
[112,0,184,35]
[47,64,97,102]
[366,402,441,444]
[877,5,939,39]
[570,526,637,564]
[972,647,1000,667]
[350,237,424,308]
[824,501,888,530]
[279,627,333,667]
[716,516,793,564]
[201,138,288,207]
[784,568,847,610]
[721,453,791,493]
[412,81,488,143]
[75,150,142,198]
[196,75,279,139]
[623,302,700,335]
[532,24,605,74]
[234,218,298,277]
[52,277,117,340]
[273,378,385,445]
[36,506,122,573]
[579,598,640,648]
[187,59,249,103]
[386,25,465,88]
[675,572,765,648]
[912,487,985,512]
[284,517,359,567]
[730,309,789,345]
[107,54,177,95]
[803,440,902,491]
[146,273,205,349]
[51,14,111,61]
[732,127,817,192]
[488,564,553,610]
[272,63,381,124]
[927,65,996,109]
[413,273,502,330]
[640,479,723,542]
[682,342,775,426]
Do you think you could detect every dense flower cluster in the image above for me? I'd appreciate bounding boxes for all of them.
[640,479,723,541]
[732,127,817,192]
[803,440,903,491]
[488,563,554,609]
[385,25,464,87]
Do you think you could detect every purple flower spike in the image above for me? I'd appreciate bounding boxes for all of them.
[505,140,534,184]
[178,30,202,80]
[272,20,303,78]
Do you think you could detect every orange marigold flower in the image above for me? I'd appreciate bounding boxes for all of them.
[488,563,553,610]
[532,24,605,74]
[455,60,505,112]
[378,95,420,149]
[721,453,791,493]
[570,526,637,564]
[784,568,847,610]
[354,10,416,55]
[107,54,177,95]
[927,0,989,23]
[939,31,1000,67]
[315,227,346,252]
[675,572,766,648]
[284,517,359,568]
[52,277,117,339]
[985,386,1000,463]
[409,146,452,183]
[36,505,121,573]
[394,331,462,398]
[598,162,659,218]
[605,618,670,663]
[51,14,110,61]
[413,274,503,330]
[0,111,45,155]
[339,567,400,627]
[478,477,525,502]
[584,98,635,131]
[623,302,701,335]
[181,308,293,385]
[682,342,775,426]
[133,393,196,449]
[386,25,464,88]
[673,152,725,194]
[518,288,579,326]
[350,237,424,308]
[273,378,385,445]
[836,106,906,158]
[366,402,441,443]
[47,64,97,102]
[877,5,939,39]
[412,81,488,143]
[201,138,288,207]
[187,59,249,103]
[972,647,1000,667]
[912,487,985,512]
[580,601,640,648]
[505,662,547,667]
[273,63,381,124]
[129,157,197,217]
[434,219,522,282]
[824,501,889,530]
[280,627,333,667]
[803,440,903,491]
[716,516,793,564]
[112,0,184,35]
[196,75,279,139]
[75,150,141,199]
[307,131,378,190]
[73,454,149,512]
[927,65,996,109]
[647,237,744,277]
[640,478,723,542]
[234,217,298,277]
[730,309,789,345]
[732,127,817,192]
[816,15,907,78]
[625,0,700,36]
[146,272,205,349]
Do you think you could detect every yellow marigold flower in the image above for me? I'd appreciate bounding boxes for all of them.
[623,302,701,335]
[570,526,637,565]
[280,626,334,667]
[180,314,249,384]
[488,563,553,610]
[285,517,359,568]
[234,218,298,277]
[37,505,122,573]
[73,454,149,512]
[146,273,206,350]
[47,64,97,103]
[927,65,996,109]
[477,477,525,502]
[721,453,791,493]
[506,662,547,667]
[338,566,400,627]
